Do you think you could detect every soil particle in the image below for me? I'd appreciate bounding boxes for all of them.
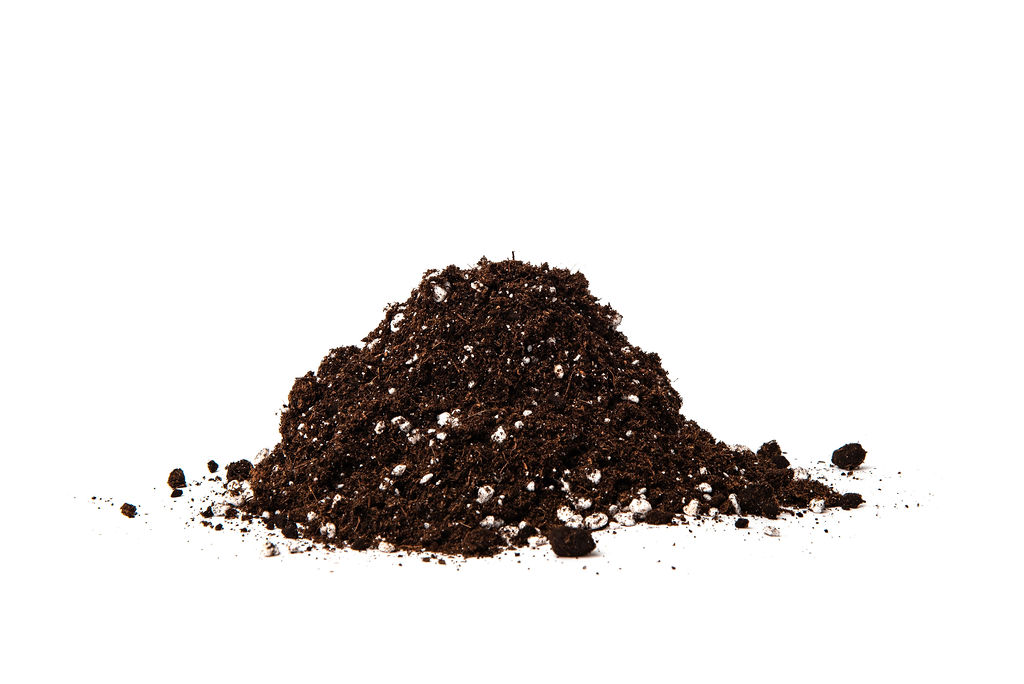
[548,526,597,557]
[225,460,253,481]
[167,468,186,489]
[645,510,674,525]
[735,518,749,529]
[839,493,865,509]
[170,489,183,498]
[758,440,790,469]
[832,443,867,470]
[207,460,219,474]
[120,503,137,518]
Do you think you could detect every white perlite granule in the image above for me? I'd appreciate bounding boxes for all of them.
[628,497,652,519]
[613,511,637,526]
[477,485,495,504]
[479,516,504,529]
[809,498,826,514]
[491,426,507,443]
[585,512,609,530]
[728,493,742,515]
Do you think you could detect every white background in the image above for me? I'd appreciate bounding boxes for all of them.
[2,2,1021,681]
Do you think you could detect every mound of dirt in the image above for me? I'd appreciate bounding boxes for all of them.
[224,258,853,556]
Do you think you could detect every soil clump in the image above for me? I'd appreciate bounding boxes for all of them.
[832,443,867,470]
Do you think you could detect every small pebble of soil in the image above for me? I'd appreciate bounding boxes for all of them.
[200,506,214,519]
[645,510,674,525]
[207,460,219,474]
[120,503,137,518]
[758,440,790,469]
[735,518,749,529]
[225,460,253,481]
[548,526,597,557]
[170,489,183,498]
[839,493,865,509]
[167,468,186,489]
[832,443,867,470]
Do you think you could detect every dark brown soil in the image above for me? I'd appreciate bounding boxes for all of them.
[225,460,252,481]
[644,510,674,525]
[170,488,183,498]
[832,443,867,470]
[120,503,137,518]
[548,526,596,557]
[207,460,219,474]
[839,493,865,509]
[758,440,790,469]
[195,258,861,557]
[167,468,186,489]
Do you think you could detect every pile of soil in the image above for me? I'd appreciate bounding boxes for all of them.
[214,258,861,556]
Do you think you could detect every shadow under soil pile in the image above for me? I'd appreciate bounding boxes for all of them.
[240,258,852,556]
